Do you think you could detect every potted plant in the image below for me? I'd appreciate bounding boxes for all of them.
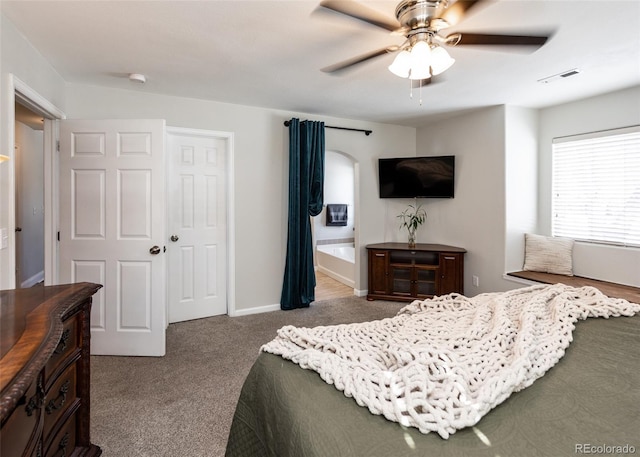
[398,203,427,247]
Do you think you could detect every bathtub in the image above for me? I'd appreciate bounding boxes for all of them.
[316,243,355,288]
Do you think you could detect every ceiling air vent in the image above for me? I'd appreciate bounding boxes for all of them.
[537,69,581,84]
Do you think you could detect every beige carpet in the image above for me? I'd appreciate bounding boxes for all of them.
[90,296,405,457]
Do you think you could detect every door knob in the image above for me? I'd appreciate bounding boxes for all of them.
[170,235,179,242]
[149,246,161,255]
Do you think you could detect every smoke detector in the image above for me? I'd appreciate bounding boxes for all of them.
[129,73,146,84]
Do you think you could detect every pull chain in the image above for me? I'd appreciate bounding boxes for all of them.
[408,79,425,106]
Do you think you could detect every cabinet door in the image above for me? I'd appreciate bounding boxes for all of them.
[439,253,463,295]
[389,265,413,298]
[368,250,389,295]
[415,266,438,298]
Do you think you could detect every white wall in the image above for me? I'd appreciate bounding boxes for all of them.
[504,106,538,274]
[417,89,640,294]
[64,84,416,312]
[416,106,514,295]
[0,14,66,289]
[327,124,418,291]
[538,85,640,287]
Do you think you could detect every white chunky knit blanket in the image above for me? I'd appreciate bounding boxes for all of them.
[262,284,640,438]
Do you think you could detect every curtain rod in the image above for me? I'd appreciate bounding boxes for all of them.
[283,120,372,136]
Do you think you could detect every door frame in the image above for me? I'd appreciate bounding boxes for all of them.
[4,74,65,290]
[166,126,236,317]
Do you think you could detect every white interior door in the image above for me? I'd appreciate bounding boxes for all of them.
[59,119,166,356]
[167,129,228,323]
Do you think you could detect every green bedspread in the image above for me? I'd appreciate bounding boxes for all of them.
[225,313,639,457]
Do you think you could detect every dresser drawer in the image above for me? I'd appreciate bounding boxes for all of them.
[44,410,77,457]
[43,363,78,440]
[44,314,79,384]
[0,379,42,457]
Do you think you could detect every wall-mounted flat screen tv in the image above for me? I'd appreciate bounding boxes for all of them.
[378,155,455,198]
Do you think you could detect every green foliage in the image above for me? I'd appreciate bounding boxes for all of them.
[397,203,427,232]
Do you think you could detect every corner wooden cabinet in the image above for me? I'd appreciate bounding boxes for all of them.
[1,282,102,457]
[367,243,466,302]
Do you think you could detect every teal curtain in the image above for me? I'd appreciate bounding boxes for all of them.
[281,118,325,310]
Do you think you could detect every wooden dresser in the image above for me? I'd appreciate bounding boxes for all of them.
[1,282,102,457]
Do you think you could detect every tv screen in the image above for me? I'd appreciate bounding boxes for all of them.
[378,156,455,198]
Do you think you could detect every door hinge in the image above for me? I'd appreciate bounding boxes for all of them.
[57,140,60,152]
[57,231,60,242]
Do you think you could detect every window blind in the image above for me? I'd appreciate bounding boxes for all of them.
[552,126,640,247]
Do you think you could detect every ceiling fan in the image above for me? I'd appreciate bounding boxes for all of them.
[320,0,550,83]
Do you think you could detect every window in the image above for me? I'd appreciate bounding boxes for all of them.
[552,126,640,247]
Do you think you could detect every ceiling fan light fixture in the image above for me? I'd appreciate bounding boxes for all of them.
[388,50,412,78]
[410,40,431,63]
[429,45,455,75]
[409,64,432,80]
[408,40,432,80]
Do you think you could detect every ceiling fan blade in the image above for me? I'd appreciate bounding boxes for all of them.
[320,0,400,32]
[439,0,486,27]
[451,32,549,48]
[321,46,399,73]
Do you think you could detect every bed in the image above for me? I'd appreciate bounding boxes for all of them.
[225,285,640,457]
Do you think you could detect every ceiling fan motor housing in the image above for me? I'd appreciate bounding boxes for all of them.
[395,0,449,30]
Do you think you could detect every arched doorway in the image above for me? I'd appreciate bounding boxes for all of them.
[313,150,358,301]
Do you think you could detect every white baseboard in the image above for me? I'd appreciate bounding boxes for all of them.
[228,284,368,317]
[354,289,368,297]
[21,270,44,288]
[230,303,281,317]
[316,265,355,288]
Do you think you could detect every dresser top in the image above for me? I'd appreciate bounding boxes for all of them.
[366,242,466,253]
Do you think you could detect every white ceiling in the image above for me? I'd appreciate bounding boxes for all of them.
[3,0,640,127]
